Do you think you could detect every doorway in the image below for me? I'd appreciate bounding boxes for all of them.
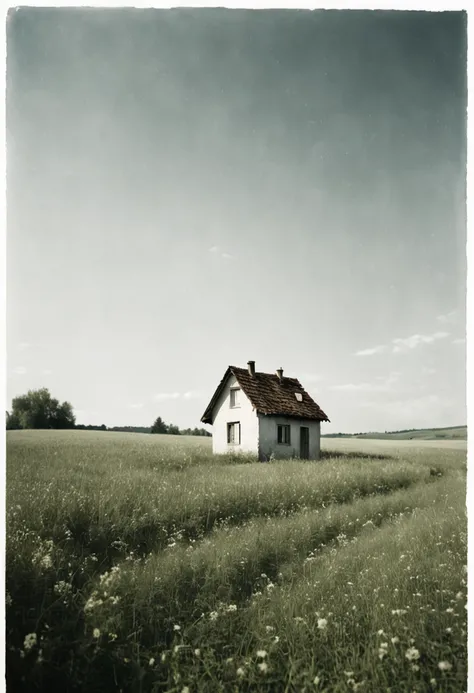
[300,426,310,459]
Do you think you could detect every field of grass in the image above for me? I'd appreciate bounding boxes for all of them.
[6,430,467,692]
[323,425,467,441]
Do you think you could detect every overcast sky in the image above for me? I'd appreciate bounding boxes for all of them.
[6,9,466,433]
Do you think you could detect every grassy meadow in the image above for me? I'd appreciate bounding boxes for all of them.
[6,430,467,692]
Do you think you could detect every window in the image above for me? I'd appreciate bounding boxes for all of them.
[295,392,303,402]
[230,388,241,408]
[277,424,291,445]
[227,422,241,445]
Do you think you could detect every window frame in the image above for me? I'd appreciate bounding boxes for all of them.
[229,387,241,409]
[227,421,241,445]
[277,424,291,445]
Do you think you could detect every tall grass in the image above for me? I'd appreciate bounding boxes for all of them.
[5,430,467,693]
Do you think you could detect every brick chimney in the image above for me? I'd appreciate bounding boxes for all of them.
[276,367,283,381]
[247,360,256,377]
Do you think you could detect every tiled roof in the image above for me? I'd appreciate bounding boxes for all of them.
[201,366,330,424]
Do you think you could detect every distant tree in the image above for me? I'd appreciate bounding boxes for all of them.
[10,388,76,430]
[151,416,168,434]
[6,410,22,430]
[167,423,180,436]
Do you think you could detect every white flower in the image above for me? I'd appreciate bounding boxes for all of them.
[256,650,267,659]
[314,676,321,685]
[258,662,269,673]
[430,679,437,687]
[149,658,155,666]
[194,649,200,656]
[209,611,218,621]
[317,618,328,630]
[161,652,167,662]
[173,624,181,631]
[438,661,452,671]
[182,687,190,693]
[377,629,384,636]
[226,604,237,612]
[405,647,420,661]
[265,625,274,633]
[93,628,101,639]
[445,608,454,613]
[236,667,245,677]
[273,635,280,643]
[23,633,37,651]
[391,637,400,644]
[411,664,420,672]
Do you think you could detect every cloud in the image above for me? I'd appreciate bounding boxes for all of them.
[183,391,203,399]
[153,392,181,401]
[452,338,465,345]
[13,366,27,375]
[392,332,449,354]
[436,310,459,324]
[330,372,400,393]
[130,403,144,409]
[221,252,233,259]
[355,345,387,357]
[421,366,436,376]
[356,331,450,357]
[209,246,219,253]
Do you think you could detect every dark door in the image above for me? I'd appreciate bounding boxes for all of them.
[300,426,310,459]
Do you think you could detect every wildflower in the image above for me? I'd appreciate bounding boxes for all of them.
[226,657,234,664]
[194,649,200,657]
[161,653,167,662]
[411,664,420,672]
[173,624,181,631]
[438,661,452,671]
[258,662,269,673]
[236,667,245,677]
[93,628,101,639]
[445,628,452,634]
[445,608,454,614]
[273,636,280,643]
[226,604,237,612]
[377,629,384,636]
[294,616,305,623]
[23,633,37,651]
[182,687,190,693]
[391,609,407,616]
[265,625,274,633]
[317,618,328,630]
[314,676,321,685]
[256,650,267,659]
[40,555,53,569]
[149,658,155,666]
[108,633,118,641]
[391,637,400,644]
[209,611,218,621]
[405,647,420,661]
[430,679,437,687]
[456,592,463,600]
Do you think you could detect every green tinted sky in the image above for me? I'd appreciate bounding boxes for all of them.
[7,9,466,432]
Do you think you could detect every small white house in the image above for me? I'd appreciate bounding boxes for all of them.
[201,361,330,460]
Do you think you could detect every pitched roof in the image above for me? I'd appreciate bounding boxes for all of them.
[201,366,330,424]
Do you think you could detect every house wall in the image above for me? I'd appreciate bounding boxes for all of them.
[258,414,321,460]
[211,374,259,454]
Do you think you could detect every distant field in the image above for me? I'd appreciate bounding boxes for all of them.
[323,425,467,441]
[6,430,467,692]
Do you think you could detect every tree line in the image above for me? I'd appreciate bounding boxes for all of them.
[6,388,211,437]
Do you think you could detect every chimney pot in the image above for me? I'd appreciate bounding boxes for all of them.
[247,360,256,377]
[276,367,284,381]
